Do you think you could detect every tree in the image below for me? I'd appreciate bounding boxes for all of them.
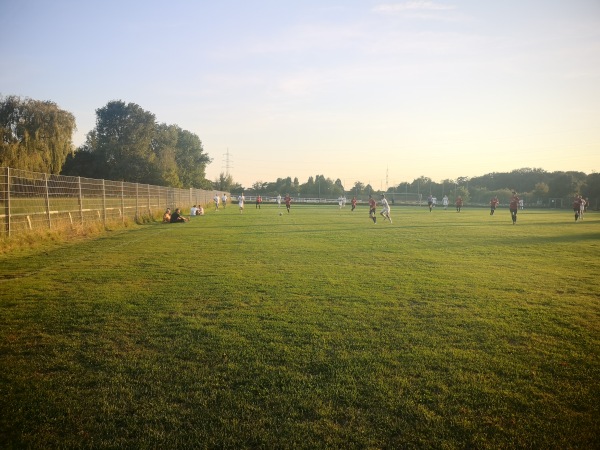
[533,182,550,197]
[214,172,233,191]
[63,101,211,187]
[92,101,156,182]
[581,173,600,209]
[353,181,365,196]
[252,180,269,192]
[174,127,212,188]
[548,172,577,198]
[150,123,180,187]
[0,95,76,174]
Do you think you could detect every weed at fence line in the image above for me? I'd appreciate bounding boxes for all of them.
[0,218,140,255]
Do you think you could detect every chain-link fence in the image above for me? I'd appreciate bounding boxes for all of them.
[0,167,225,237]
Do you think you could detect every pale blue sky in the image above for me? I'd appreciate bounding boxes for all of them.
[2,0,599,188]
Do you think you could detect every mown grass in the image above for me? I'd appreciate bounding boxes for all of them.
[1,204,599,449]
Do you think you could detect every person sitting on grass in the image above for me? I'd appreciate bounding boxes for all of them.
[196,206,204,216]
[163,208,171,223]
[170,208,188,223]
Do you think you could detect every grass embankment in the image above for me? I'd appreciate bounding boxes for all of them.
[1,205,598,448]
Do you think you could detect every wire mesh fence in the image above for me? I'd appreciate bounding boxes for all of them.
[0,167,224,237]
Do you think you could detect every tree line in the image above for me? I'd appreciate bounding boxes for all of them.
[1,96,212,189]
[1,95,598,206]
[239,169,599,208]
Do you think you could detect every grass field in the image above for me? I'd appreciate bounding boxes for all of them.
[1,204,599,448]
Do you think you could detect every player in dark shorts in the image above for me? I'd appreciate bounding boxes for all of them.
[509,192,519,224]
[368,195,376,223]
[490,196,499,215]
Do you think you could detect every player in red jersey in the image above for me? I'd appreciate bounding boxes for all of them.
[284,194,292,213]
[455,196,463,212]
[368,195,376,223]
[490,196,499,215]
[509,192,519,224]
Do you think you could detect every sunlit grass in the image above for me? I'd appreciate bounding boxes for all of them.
[1,205,598,448]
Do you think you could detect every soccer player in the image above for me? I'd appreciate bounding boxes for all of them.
[351,197,357,211]
[222,193,227,208]
[380,194,392,223]
[277,194,282,208]
[455,196,463,212]
[285,194,291,213]
[427,194,434,212]
[442,195,449,210]
[490,196,499,215]
[238,193,245,214]
[368,195,376,224]
[256,195,262,209]
[214,194,220,210]
[573,195,581,221]
[509,191,519,224]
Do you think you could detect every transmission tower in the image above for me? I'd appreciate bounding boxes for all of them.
[386,167,389,191]
[222,149,233,175]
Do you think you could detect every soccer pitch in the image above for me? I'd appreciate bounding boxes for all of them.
[1,204,599,448]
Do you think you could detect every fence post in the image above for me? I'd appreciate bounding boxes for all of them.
[44,173,51,229]
[78,176,84,225]
[121,181,125,224]
[4,167,10,236]
[147,184,151,218]
[135,183,139,222]
[102,179,107,226]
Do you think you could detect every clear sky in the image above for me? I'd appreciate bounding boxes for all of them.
[1,0,599,189]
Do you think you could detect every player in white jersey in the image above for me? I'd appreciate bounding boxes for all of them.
[379,194,392,223]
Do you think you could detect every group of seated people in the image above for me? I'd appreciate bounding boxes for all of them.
[163,205,204,223]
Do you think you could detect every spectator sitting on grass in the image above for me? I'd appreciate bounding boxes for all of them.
[170,208,188,223]
[163,208,171,223]
[196,206,204,216]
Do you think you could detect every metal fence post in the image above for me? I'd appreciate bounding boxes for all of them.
[4,167,10,236]
[102,179,107,226]
[147,184,151,217]
[78,176,84,225]
[121,181,125,224]
[44,173,51,229]
[135,183,139,222]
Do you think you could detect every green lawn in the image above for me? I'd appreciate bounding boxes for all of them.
[1,204,599,449]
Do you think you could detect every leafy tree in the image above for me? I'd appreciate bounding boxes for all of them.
[548,172,577,198]
[252,180,269,192]
[581,173,600,208]
[150,123,180,187]
[63,101,211,187]
[352,181,365,196]
[92,101,156,182]
[214,172,234,191]
[533,182,550,198]
[0,95,76,174]
[174,127,211,188]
